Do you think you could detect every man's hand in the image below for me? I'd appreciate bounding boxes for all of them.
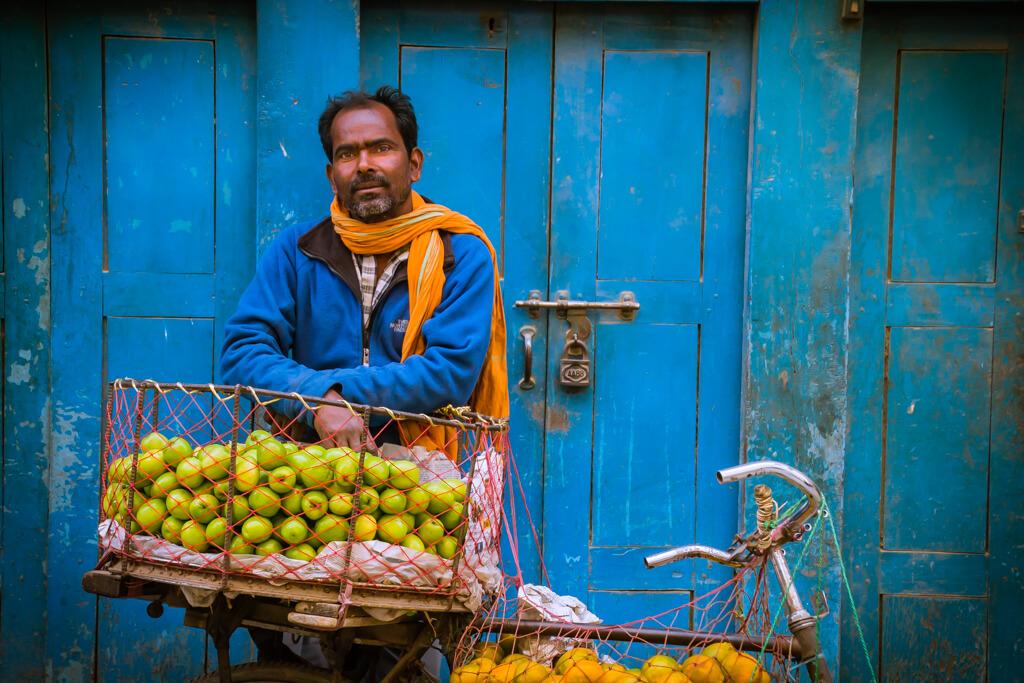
[315,389,374,450]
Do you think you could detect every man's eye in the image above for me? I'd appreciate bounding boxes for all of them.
[338,151,353,160]
[376,144,391,152]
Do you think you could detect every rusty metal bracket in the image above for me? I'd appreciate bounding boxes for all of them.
[842,0,862,22]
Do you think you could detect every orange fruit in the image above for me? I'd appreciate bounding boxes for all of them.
[562,660,606,683]
[641,655,680,683]
[554,649,600,676]
[490,662,527,683]
[680,655,726,683]
[454,658,496,683]
[660,673,692,683]
[596,663,629,683]
[699,642,736,666]
[515,662,553,683]
[724,652,771,683]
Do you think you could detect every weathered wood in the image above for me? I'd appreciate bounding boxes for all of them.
[545,4,750,622]
[884,327,992,553]
[116,559,472,613]
[879,551,987,598]
[46,2,257,679]
[47,5,108,681]
[843,7,1023,680]
[502,5,554,588]
[104,36,216,275]
[401,46,506,256]
[987,12,1024,681]
[885,283,994,328]
[0,5,52,681]
[880,596,987,682]
[748,1,863,676]
[891,51,1004,284]
[841,11,896,680]
[255,0,358,254]
[103,273,217,318]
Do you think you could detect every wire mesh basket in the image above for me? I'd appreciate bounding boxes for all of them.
[96,379,510,615]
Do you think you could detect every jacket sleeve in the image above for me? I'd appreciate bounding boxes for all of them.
[219,229,345,415]
[323,233,496,414]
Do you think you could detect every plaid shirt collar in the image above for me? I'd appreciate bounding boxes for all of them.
[353,248,410,363]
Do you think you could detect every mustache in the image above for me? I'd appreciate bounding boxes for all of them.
[349,173,391,193]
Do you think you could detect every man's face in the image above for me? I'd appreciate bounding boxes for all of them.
[325,102,423,223]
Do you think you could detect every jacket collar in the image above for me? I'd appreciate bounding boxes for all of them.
[297,214,457,298]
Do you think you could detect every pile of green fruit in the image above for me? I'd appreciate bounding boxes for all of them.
[102,430,469,562]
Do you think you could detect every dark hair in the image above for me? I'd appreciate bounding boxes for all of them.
[318,85,419,161]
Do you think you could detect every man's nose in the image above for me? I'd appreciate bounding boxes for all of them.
[356,149,375,172]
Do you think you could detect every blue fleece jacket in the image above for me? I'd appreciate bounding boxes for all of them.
[220,216,495,418]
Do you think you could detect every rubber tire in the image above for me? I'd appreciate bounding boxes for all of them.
[183,661,342,683]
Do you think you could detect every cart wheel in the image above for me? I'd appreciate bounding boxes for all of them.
[183,662,345,683]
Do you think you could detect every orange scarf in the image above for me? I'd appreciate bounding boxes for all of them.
[331,191,508,456]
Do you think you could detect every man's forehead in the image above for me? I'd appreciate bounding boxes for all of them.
[331,102,402,144]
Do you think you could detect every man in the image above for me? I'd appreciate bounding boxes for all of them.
[221,85,508,450]
[219,86,509,669]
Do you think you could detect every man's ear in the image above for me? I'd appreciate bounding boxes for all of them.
[325,163,337,194]
[409,147,424,183]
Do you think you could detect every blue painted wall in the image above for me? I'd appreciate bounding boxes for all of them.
[2,0,1021,680]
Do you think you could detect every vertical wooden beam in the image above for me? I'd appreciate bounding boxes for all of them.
[0,4,52,681]
[47,4,104,680]
[744,0,862,673]
[256,0,361,253]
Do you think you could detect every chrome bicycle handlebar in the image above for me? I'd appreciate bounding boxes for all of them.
[644,460,822,570]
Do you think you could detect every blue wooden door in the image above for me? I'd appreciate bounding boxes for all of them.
[844,7,1024,681]
[48,2,256,679]
[363,2,751,629]
[545,4,750,630]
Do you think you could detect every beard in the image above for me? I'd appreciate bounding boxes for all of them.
[344,172,411,223]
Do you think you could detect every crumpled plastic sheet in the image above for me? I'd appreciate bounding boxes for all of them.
[515,584,602,666]
[99,448,505,614]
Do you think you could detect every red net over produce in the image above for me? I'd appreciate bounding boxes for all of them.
[98,380,508,611]
[98,379,835,683]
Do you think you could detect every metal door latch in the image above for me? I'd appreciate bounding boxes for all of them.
[514,290,640,321]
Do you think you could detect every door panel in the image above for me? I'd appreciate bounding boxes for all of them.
[48,2,256,679]
[890,51,1004,284]
[592,323,698,549]
[546,5,750,624]
[884,327,991,553]
[105,37,216,274]
[844,8,1024,680]
[597,50,706,282]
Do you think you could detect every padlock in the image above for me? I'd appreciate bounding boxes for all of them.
[559,334,591,388]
